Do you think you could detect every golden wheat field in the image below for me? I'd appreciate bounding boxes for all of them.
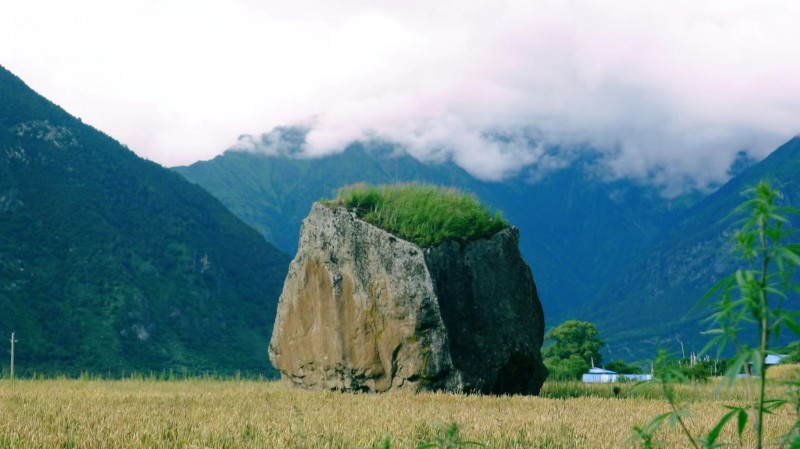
[0,370,797,449]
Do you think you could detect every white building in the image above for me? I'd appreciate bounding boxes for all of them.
[582,367,618,383]
[765,354,787,366]
[582,367,653,383]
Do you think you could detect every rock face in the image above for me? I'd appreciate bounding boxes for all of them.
[269,203,547,394]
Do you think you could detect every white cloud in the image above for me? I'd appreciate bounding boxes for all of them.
[1,0,799,192]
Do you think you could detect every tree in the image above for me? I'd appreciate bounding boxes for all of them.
[543,320,605,380]
[605,360,643,375]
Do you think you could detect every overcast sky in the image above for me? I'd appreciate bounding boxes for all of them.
[2,0,799,193]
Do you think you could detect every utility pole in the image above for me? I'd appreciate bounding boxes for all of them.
[10,332,17,380]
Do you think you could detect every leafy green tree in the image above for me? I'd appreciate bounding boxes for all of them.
[651,356,727,382]
[605,360,643,375]
[543,320,605,380]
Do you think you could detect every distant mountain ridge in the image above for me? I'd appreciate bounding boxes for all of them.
[591,136,800,360]
[4,62,794,374]
[0,65,290,375]
[177,128,800,361]
[175,130,692,324]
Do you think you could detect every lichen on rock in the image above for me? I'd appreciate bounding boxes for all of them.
[269,202,547,394]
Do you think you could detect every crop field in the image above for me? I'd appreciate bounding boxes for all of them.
[0,371,797,449]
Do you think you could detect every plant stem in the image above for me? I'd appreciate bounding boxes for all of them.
[662,381,700,449]
[756,213,770,449]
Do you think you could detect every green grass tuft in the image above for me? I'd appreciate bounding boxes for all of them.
[322,183,509,248]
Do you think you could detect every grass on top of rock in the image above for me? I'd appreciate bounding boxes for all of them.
[323,183,509,248]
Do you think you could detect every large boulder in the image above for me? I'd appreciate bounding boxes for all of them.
[269,203,547,394]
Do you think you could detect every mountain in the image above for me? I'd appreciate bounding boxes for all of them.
[175,130,692,324]
[0,65,290,376]
[592,137,800,360]
[176,132,800,363]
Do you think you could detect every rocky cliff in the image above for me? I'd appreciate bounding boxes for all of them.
[269,203,547,394]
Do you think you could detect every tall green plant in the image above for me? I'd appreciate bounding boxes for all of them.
[633,180,800,449]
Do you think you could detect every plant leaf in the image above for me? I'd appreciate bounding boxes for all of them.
[783,316,800,335]
[697,274,736,308]
[736,408,748,440]
[762,398,787,412]
[704,409,737,447]
[780,246,800,266]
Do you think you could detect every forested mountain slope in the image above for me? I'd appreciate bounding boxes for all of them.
[592,136,800,360]
[0,65,290,375]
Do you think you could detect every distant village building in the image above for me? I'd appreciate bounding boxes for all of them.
[736,354,788,378]
[582,367,617,383]
[581,354,787,383]
[582,367,653,383]
[765,354,787,366]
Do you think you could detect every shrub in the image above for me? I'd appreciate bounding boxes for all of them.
[323,183,509,248]
[605,360,644,375]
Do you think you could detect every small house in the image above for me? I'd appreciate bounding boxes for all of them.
[582,367,618,383]
[765,354,787,366]
[582,367,653,383]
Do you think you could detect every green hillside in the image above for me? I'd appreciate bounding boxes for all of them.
[0,65,290,376]
[591,136,800,360]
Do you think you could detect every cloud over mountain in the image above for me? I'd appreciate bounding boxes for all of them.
[2,0,799,193]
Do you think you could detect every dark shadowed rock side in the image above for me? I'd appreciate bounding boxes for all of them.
[269,203,547,394]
